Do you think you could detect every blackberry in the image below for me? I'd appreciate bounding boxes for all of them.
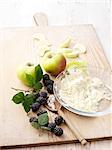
[37,110,47,116]
[36,97,47,105]
[47,84,53,94]
[43,74,50,81]
[34,92,40,99]
[29,117,37,123]
[53,127,63,136]
[41,98,47,105]
[48,122,56,132]
[40,91,48,98]
[43,79,54,87]
[31,102,40,112]
[36,97,43,104]
[54,116,64,125]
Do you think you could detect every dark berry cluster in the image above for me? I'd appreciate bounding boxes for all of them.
[48,122,63,136]
[54,116,64,125]
[29,114,64,136]
[53,127,63,136]
[43,74,54,94]
[31,91,48,112]
[28,74,64,136]
[28,73,65,137]
[47,115,64,136]
[48,123,56,132]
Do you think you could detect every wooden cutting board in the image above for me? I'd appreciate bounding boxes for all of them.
[0,13,112,149]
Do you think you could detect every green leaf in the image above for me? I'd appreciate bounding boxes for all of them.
[38,113,48,126]
[25,73,35,87]
[22,94,36,113]
[25,93,36,103]
[35,65,43,82]
[33,82,43,91]
[12,92,25,104]
[31,121,41,129]
[22,100,30,113]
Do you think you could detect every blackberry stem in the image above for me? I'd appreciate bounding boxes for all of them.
[11,87,33,93]
[40,126,51,131]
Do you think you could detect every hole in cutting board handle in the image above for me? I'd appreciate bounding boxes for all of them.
[33,12,48,26]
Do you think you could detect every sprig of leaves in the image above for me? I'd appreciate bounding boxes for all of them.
[12,92,50,130]
[12,92,25,104]
[30,113,49,129]
[12,92,50,131]
[22,94,36,112]
[35,65,43,82]
[25,64,43,91]
[12,92,36,113]
[38,113,48,126]
[25,74,35,87]
[33,82,43,91]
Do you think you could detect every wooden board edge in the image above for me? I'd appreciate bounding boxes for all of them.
[1,136,112,149]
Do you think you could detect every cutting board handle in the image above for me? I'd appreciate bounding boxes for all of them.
[33,13,48,26]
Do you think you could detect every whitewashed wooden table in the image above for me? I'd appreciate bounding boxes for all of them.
[0,0,111,150]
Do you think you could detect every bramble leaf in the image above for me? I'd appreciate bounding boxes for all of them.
[33,82,43,91]
[12,92,24,104]
[25,73,35,87]
[38,113,48,126]
[35,65,43,82]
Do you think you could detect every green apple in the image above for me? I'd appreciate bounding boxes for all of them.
[42,51,66,76]
[17,63,35,86]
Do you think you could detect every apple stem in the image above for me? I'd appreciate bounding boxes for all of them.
[27,62,33,66]
[11,87,32,93]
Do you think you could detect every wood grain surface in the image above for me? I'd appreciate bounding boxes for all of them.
[0,24,111,149]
